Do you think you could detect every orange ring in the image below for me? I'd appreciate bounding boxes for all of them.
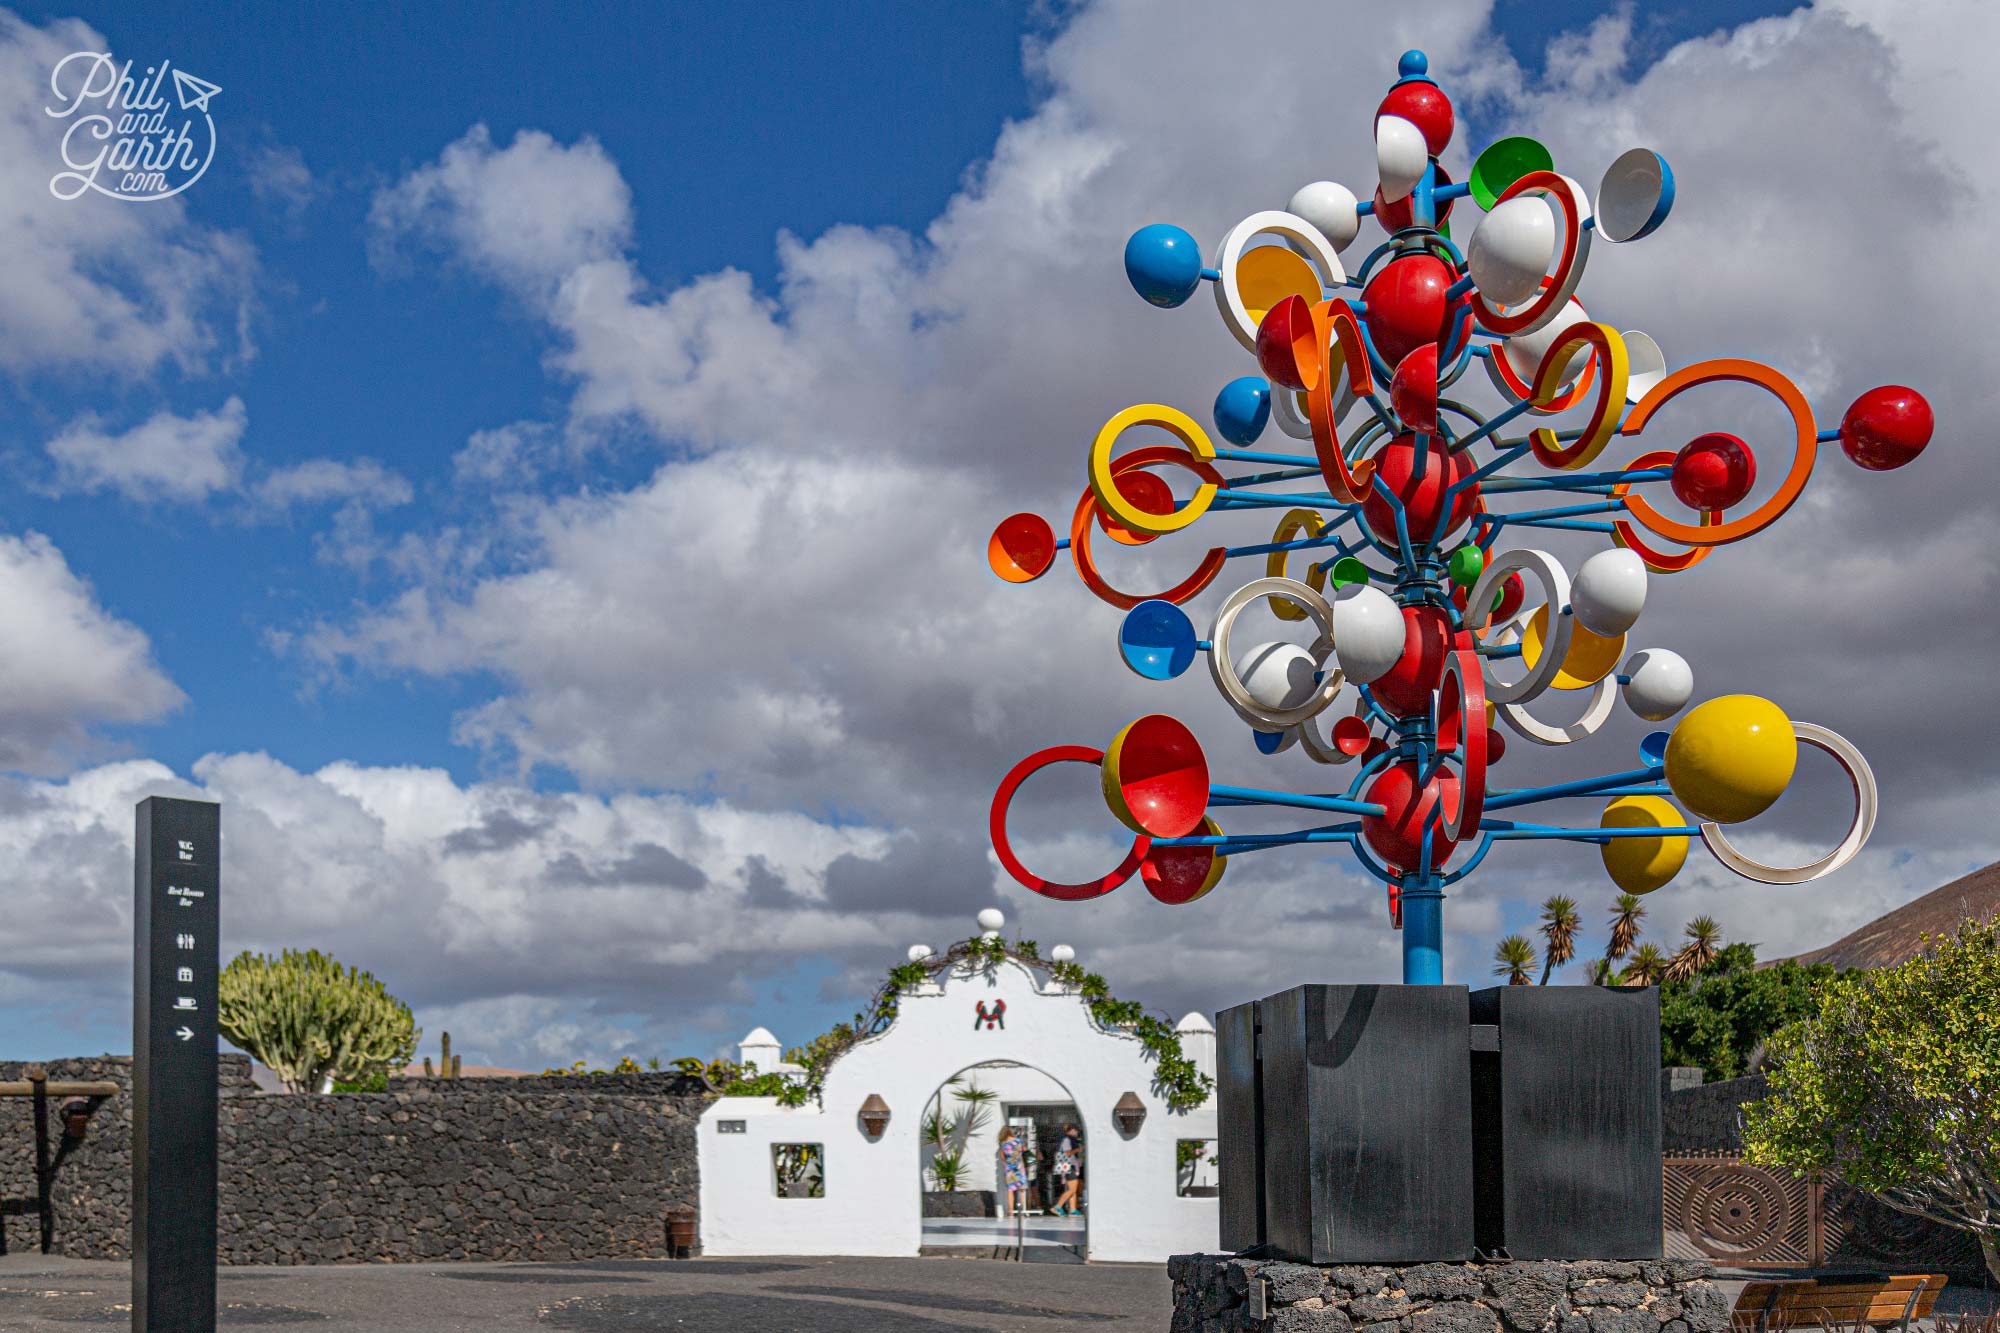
[1528,322,1628,470]
[1611,449,1717,572]
[1618,359,1815,547]
[1307,299,1378,503]
[1070,445,1227,610]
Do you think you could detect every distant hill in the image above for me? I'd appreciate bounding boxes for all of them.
[1782,860,2000,971]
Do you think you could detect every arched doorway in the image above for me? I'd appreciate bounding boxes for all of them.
[916,1059,1087,1262]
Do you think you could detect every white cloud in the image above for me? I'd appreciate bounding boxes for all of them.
[368,124,632,300]
[0,532,184,773]
[0,11,256,377]
[46,396,248,502]
[252,457,413,511]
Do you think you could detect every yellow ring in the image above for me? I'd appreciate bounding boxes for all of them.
[1264,508,1326,621]
[1527,322,1628,470]
[1089,404,1217,536]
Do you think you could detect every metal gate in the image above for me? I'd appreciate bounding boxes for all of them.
[1664,1152,1823,1267]
[1666,1152,1989,1275]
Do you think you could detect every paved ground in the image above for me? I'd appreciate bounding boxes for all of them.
[0,1252,1170,1330]
[921,1213,1087,1261]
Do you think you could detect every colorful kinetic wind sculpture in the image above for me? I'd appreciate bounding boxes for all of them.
[985,51,1935,984]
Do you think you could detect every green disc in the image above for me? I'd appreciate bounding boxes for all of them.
[1448,545,1484,588]
[1470,135,1554,210]
[1328,556,1371,589]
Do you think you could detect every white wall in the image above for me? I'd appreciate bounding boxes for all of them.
[699,955,1218,1262]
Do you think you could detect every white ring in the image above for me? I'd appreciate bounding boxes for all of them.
[1464,548,1571,705]
[1208,577,1345,728]
[1491,624,1617,745]
[1212,210,1348,353]
[1700,722,1877,885]
[1296,699,1363,765]
[1270,384,1315,440]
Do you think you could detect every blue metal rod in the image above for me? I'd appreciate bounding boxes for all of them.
[1214,447,1322,468]
[1209,785,1387,817]
[1493,499,1628,523]
[1222,466,1333,489]
[1402,878,1444,984]
[1223,531,1350,558]
[1484,765,1665,811]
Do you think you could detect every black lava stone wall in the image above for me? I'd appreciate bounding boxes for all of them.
[0,1056,707,1264]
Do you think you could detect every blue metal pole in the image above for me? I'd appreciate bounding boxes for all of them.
[1402,875,1444,984]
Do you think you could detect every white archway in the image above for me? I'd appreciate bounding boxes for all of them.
[916,1057,1088,1260]
[698,952,1219,1262]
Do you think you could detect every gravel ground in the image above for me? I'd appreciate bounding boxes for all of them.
[0,1252,1169,1331]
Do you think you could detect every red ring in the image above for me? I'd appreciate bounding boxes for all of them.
[1070,446,1227,609]
[1437,648,1487,840]
[990,745,1150,900]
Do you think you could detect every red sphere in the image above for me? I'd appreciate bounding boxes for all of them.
[1361,760,1461,873]
[1377,83,1454,157]
[1367,602,1453,717]
[1255,295,1313,391]
[1372,168,1457,236]
[1362,254,1460,366]
[1671,432,1756,510]
[1839,385,1933,471]
[1389,344,1440,432]
[1360,736,1391,765]
[1363,434,1481,546]
[1484,720,1507,766]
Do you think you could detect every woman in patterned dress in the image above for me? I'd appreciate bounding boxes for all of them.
[1052,1122,1083,1215]
[997,1125,1029,1217]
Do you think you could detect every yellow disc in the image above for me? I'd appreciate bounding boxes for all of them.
[1664,694,1797,824]
[1264,509,1326,621]
[1521,603,1625,690]
[1236,244,1322,329]
[1599,795,1688,894]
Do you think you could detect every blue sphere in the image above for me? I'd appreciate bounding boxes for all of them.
[1213,376,1272,446]
[1124,224,1204,309]
[1398,49,1429,79]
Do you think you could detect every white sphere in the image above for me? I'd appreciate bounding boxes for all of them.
[1572,549,1648,637]
[1501,298,1588,380]
[907,944,932,962]
[1051,944,1075,963]
[1466,196,1556,306]
[1330,584,1404,685]
[1375,115,1427,203]
[1622,648,1693,721]
[976,908,1005,933]
[1236,641,1320,711]
[1287,180,1360,253]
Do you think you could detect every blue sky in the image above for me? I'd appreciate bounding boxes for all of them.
[5,0,1992,1073]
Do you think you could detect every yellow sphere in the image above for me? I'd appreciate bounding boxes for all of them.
[1599,795,1688,894]
[1664,694,1796,824]
[1522,604,1625,690]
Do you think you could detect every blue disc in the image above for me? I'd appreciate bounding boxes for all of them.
[1118,599,1198,681]
[1213,376,1271,447]
[1124,224,1203,309]
[1253,728,1289,755]
[1638,730,1671,768]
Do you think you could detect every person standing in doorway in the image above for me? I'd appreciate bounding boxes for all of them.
[1052,1122,1083,1216]
[998,1125,1029,1218]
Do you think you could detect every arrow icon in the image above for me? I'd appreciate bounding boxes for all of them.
[175,1026,194,1041]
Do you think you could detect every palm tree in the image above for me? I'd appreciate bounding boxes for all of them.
[1606,894,1646,961]
[1537,895,1581,984]
[1664,916,1724,983]
[1621,943,1667,986]
[1585,958,1613,986]
[1494,935,1537,986]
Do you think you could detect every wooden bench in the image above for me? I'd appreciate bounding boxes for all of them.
[1731,1274,1948,1333]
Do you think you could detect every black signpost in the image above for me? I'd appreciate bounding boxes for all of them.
[133,796,220,1332]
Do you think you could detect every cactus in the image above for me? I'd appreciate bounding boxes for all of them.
[218,949,419,1094]
[421,1030,462,1079]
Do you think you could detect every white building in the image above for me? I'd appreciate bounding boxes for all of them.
[698,913,1220,1263]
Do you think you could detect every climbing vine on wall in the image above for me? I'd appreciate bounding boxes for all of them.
[702,936,1213,1112]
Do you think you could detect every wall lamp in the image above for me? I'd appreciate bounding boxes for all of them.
[858,1093,891,1138]
[1113,1090,1147,1137]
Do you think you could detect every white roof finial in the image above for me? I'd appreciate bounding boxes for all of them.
[977,907,1005,939]
[1051,944,1075,963]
